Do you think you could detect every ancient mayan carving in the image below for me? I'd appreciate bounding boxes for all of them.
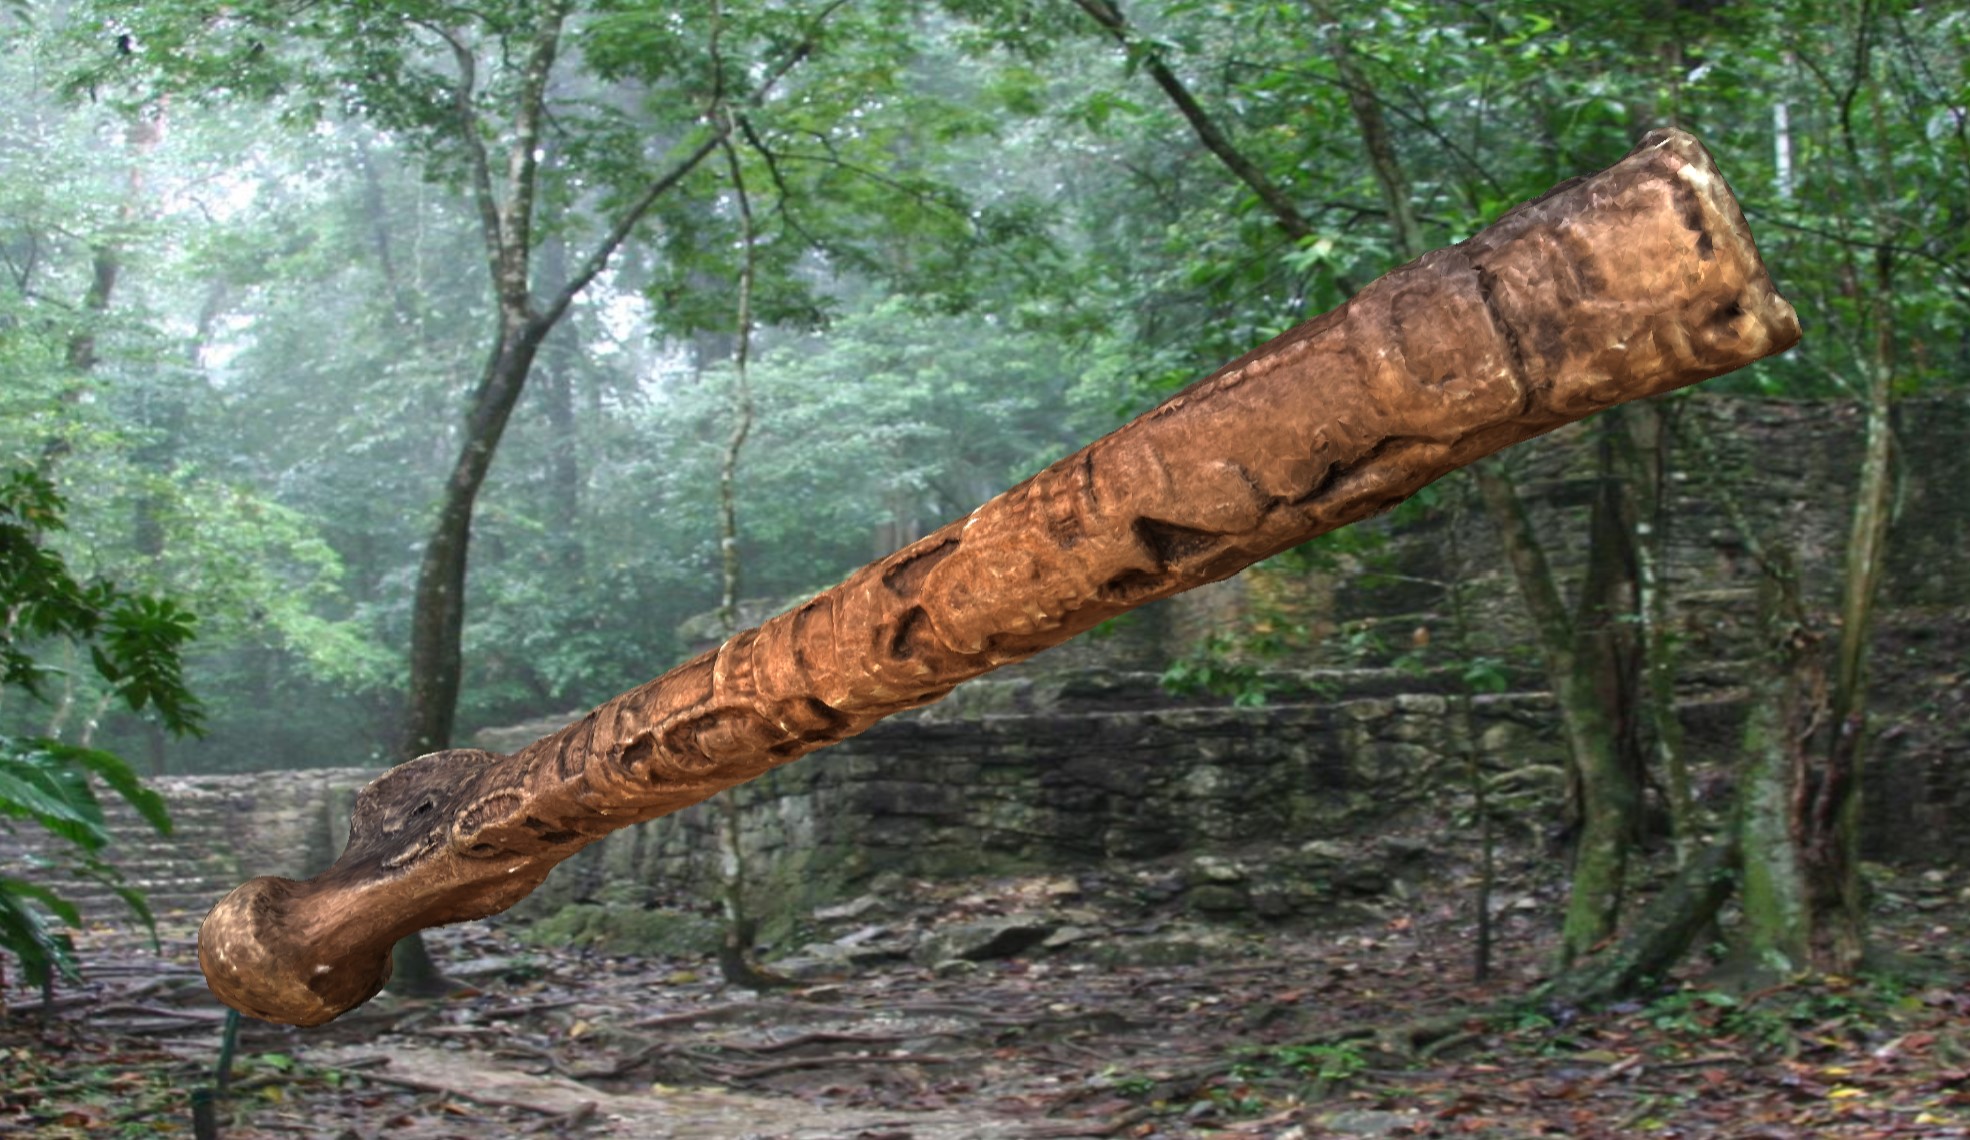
[199,129,1800,1025]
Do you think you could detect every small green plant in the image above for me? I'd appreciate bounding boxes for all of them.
[1272,1041,1369,1083]
[1160,638,1276,707]
[247,1052,297,1074]
[1204,1085,1268,1116]
[1646,988,1738,1034]
[1641,987,1795,1054]
[1228,1039,1370,1092]
[1093,1066,1157,1098]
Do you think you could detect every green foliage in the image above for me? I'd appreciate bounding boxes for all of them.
[1264,1041,1371,1084]
[0,467,190,991]
[1639,983,1878,1057]
[0,740,170,988]
[1160,630,1299,707]
[1093,1065,1158,1098]
[1,469,202,735]
[1222,1038,1371,1108]
[1645,987,1742,1034]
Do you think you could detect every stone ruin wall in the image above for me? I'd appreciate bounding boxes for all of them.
[0,685,1576,938]
[3,396,1965,941]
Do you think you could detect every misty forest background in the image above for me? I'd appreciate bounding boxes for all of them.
[1,0,1966,987]
[7,0,1961,770]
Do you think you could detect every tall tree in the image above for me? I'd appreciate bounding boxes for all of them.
[83,0,851,753]
[1728,0,1967,977]
[1061,0,1657,966]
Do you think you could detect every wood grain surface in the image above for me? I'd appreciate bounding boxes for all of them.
[200,129,1800,1026]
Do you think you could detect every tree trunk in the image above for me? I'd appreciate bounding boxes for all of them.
[708,138,786,990]
[1471,460,1639,965]
[1805,258,1896,976]
[61,109,160,376]
[1615,401,1695,863]
[1310,18,1651,967]
[538,235,585,576]
[1734,549,1821,982]
[62,244,119,377]
[1441,513,1494,983]
[402,326,548,758]
[1548,837,1739,1008]
[392,323,546,1001]
[387,928,459,998]
[1732,530,1869,979]
[383,1,828,999]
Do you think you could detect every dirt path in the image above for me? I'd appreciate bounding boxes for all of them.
[5,856,1967,1138]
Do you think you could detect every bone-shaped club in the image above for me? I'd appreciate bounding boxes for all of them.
[200,129,1799,1025]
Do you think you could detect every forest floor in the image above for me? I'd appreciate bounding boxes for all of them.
[3,852,1968,1140]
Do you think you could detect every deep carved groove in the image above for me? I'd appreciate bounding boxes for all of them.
[1100,568,1165,605]
[795,697,851,741]
[1295,436,1416,508]
[1226,461,1285,516]
[1475,261,1549,420]
[522,817,581,845]
[658,713,738,777]
[617,734,655,778]
[882,537,959,597]
[889,606,930,660]
[1132,516,1223,566]
[1473,263,1533,396]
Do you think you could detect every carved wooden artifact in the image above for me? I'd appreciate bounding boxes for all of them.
[200,129,1800,1025]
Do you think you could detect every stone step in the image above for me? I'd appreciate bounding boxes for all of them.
[29,869,231,888]
[38,884,230,907]
[91,839,235,857]
[20,890,228,908]
[103,812,234,830]
[2,849,232,872]
[33,898,223,923]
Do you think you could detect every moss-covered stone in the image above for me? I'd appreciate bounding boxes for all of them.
[520,904,723,957]
[1186,884,1250,916]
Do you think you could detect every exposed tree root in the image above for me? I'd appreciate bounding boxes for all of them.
[1546,838,1741,1010]
[711,1052,964,1082]
[323,1068,577,1119]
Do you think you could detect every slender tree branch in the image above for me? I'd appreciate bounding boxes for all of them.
[540,0,851,327]
[414,20,507,297]
[1069,0,1314,242]
[1680,409,1807,618]
[539,130,726,330]
[741,148,965,217]
[735,114,835,257]
[1470,460,1576,670]
[1220,56,1509,202]
[1741,208,1970,293]
[707,0,727,113]
[500,0,570,305]
[716,126,757,633]
[1306,0,1424,259]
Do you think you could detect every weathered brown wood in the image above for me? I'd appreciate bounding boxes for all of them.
[199,129,1800,1026]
